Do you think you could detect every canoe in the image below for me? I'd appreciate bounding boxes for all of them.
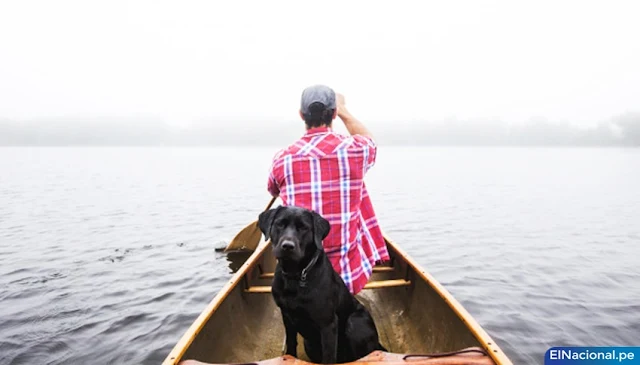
[162,234,513,365]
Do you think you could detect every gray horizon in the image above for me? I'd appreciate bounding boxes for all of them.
[1,112,639,147]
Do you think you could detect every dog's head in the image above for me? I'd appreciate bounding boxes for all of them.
[258,206,330,262]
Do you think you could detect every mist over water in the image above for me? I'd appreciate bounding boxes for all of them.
[1,112,639,147]
[1,146,638,365]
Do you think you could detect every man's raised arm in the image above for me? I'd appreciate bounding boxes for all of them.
[335,93,377,173]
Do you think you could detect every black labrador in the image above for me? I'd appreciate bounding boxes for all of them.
[258,205,386,364]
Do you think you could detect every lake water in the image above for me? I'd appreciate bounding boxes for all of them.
[1,146,638,365]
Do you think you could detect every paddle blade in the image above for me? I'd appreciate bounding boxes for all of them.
[221,196,277,253]
[223,220,263,252]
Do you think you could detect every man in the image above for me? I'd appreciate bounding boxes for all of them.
[266,84,390,294]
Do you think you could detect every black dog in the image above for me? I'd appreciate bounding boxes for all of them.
[258,205,386,364]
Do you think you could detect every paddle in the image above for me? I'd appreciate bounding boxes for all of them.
[218,196,278,253]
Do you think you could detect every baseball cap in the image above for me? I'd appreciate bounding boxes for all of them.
[300,84,336,115]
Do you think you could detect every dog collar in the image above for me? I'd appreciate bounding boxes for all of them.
[280,250,321,288]
[299,250,321,287]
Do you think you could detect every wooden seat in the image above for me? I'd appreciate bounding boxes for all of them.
[245,279,411,293]
[258,266,394,280]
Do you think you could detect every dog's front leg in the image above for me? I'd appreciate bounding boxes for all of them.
[282,313,298,357]
[320,315,338,364]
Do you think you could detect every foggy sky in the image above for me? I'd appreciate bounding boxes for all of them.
[1,0,639,128]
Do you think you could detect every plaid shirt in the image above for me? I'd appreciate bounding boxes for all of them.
[267,126,390,294]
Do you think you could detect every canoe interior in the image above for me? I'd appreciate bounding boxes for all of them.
[178,241,489,364]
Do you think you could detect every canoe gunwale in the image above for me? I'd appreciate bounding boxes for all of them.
[380,233,512,365]
[162,241,271,365]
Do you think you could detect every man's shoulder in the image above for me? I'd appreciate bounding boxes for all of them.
[351,133,376,147]
[271,139,301,160]
[272,134,336,158]
[319,131,376,149]
[269,139,303,165]
[271,147,289,161]
[270,132,375,162]
[334,133,377,152]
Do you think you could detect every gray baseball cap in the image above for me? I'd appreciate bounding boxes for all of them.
[300,84,336,115]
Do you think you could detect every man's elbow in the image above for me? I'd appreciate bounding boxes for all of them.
[267,184,280,197]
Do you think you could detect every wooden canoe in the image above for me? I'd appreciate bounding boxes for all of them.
[162,234,513,365]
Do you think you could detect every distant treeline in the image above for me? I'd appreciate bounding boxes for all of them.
[374,113,640,147]
[1,113,639,146]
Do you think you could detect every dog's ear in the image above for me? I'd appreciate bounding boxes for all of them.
[258,206,282,242]
[311,210,331,250]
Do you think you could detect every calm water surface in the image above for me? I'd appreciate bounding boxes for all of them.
[1,146,638,365]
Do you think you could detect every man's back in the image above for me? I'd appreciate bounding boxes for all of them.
[268,126,389,294]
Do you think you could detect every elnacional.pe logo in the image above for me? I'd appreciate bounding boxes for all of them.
[545,347,639,364]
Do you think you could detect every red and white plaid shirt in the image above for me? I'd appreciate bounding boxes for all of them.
[267,126,390,294]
